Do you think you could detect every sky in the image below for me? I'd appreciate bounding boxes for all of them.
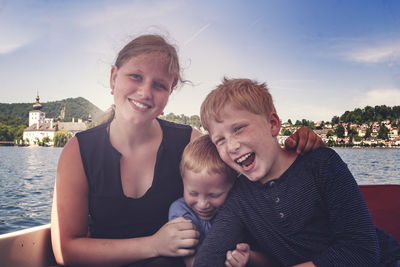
[1,0,400,122]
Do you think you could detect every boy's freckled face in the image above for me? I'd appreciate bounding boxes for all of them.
[208,105,282,184]
[183,170,232,221]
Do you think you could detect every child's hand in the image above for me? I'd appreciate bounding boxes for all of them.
[224,243,250,267]
[151,217,199,257]
[285,127,325,155]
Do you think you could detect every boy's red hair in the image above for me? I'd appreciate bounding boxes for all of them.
[200,78,276,131]
[180,135,235,181]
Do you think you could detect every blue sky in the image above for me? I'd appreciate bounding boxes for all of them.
[1,0,399,122]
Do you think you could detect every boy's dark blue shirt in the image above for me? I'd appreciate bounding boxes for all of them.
[193,147,400,267]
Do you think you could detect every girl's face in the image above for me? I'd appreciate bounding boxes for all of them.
[110,52,174,124]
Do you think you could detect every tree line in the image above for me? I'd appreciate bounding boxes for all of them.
[1,103,399,145]
[159,113,201,129]
[0,115,27,141]
[284,105,399,129]
[330,105,400,125]
[0,97,104,142]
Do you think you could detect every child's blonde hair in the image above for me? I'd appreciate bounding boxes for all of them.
[180,135,235,181]
[200,78,276,131]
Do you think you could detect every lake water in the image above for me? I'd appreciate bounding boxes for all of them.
[0,146,399,235]
[0,146,61,234]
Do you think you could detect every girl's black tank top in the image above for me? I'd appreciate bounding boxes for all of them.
[76,119,192,238]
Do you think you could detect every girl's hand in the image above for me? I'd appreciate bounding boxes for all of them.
[151,217,199,257]
[225,243,250,267]
[285,127,325,154]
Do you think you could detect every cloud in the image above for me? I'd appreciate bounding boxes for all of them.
[355,89,400,107]
[0,31,36,54]
[0,1,46,55]
[0,42,24,54]
[346,41,400,64]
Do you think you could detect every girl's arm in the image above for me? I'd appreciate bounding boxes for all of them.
[51,137,198,266]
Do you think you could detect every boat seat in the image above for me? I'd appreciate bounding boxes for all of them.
[359,184,400,242]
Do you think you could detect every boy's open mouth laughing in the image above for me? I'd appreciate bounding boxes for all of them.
[235,152,256,170]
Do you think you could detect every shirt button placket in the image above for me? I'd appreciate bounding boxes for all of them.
[268,181,284,219]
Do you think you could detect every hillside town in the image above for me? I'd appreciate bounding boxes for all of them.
[22,94,90,146]
[3,94,399,148]
[279,120,400,148]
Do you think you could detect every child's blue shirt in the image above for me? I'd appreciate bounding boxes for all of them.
[169,197,213,243]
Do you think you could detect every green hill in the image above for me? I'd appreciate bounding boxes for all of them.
[0,97,104,141]
[0,97,104,123]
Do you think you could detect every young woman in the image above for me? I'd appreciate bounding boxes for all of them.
[51,34,323,267]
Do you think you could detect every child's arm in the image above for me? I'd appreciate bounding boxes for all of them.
[225,243,279,267]
[193,203,245,266]
[169,197,193,221]
[184,254,196,267]
[284,127,325,154]
[248,249,279,267]
[291,262,316,267]
[169,198,200,267]
[225,243,250,267]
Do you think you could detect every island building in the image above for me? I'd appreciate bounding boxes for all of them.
[23,94,88,146]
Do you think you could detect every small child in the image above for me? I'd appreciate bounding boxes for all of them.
[169,134,273,267]
[193,78,400,267]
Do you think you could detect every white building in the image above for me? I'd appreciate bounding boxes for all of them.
[23,94,87,146]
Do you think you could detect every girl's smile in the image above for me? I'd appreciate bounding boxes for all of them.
[110,52,174,124]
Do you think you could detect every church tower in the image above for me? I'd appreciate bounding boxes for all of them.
[29,93,46,128]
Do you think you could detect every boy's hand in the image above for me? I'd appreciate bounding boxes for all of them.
[225,243,250,267]
[284,127,325,155]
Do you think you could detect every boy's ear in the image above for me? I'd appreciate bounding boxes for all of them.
[269,112,281,137]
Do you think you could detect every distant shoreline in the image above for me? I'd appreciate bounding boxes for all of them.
[332,146,400,149]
